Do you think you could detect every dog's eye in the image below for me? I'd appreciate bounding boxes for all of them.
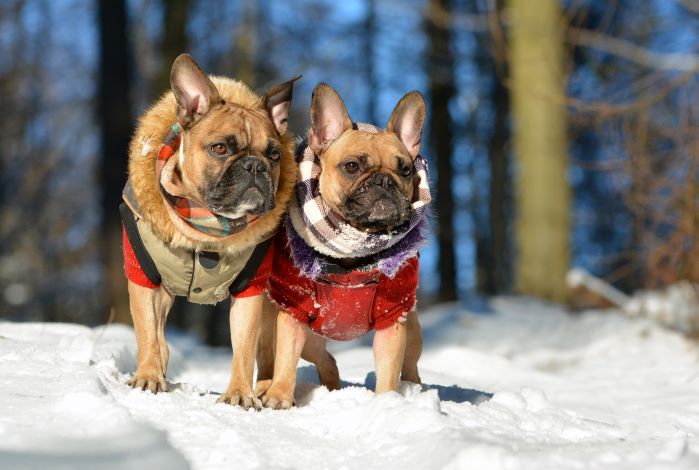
[268,149,281,162]
[344,161,359,174]
[400,164,413,177]
[210,143,227,155]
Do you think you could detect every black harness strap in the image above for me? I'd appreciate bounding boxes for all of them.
[229,236,274,295]
[119,202,162,286]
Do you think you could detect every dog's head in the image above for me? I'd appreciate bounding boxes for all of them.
[165,54,297,219]
[308,83,426,233]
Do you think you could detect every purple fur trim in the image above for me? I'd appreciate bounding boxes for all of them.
[376,218,428,277]
[286,220,325,279]
[285,217,428,279]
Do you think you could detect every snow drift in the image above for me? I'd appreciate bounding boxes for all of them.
[1,298,699,469]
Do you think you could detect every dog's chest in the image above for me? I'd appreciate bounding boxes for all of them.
[136,219,254,304]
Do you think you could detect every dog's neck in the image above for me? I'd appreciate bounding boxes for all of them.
[285,216,427,279]
[333,255,375,271]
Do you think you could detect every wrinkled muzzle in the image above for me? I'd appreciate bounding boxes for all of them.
[340,172,412,232]
[204,156,276,218]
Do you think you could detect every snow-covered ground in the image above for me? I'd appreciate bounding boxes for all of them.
[2,297,699,469]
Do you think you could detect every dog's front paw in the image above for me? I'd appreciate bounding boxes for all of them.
[261,384,294,410]
[127,371,167,393]
[217,388,262,410]
[254,379,272,398]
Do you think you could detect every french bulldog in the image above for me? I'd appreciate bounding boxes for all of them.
[260,83,427,409]
[122,53,297,409]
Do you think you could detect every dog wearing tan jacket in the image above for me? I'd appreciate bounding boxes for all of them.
[121,54,297,409]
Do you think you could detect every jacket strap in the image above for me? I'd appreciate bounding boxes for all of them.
[119,203,162,286]
[229,237,273,295]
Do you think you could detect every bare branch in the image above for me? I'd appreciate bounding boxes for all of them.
[568,27,699,72]
[676,0,699,15]
[421,2,491,32]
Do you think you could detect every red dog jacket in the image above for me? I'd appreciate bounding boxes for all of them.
[268,232,418,341]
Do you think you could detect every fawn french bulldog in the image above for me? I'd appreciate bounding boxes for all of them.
[260,83,431,409]
[121,53,297,409]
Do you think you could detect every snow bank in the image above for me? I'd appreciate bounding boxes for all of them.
[0,323,188,470]
[1,298,699,469]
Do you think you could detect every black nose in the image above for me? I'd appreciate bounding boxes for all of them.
[240,156,266,174]
[372,172,395,188]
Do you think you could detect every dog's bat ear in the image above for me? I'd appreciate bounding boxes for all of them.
[386,91,426,159]
[257,75,301,135]
[170,54,221,128]
[308,83,353,155]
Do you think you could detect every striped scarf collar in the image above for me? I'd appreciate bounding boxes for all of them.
[288,122,431,259]
[157,124,258,239]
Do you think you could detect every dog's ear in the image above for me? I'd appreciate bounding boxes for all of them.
[257,75,301,135]
[170,54,221,128]
[386,91,426,159]
[308,83,353,155]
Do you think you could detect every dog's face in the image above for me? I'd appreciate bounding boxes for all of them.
[166,54,297,219]
[308,84,426,233]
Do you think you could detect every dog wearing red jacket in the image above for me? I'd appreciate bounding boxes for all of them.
[259,83,430,409]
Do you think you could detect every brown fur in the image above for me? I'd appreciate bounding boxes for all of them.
[128,76,295,254]
[261,84,426,410]
[316,130,416,218]
[126,55,297,409]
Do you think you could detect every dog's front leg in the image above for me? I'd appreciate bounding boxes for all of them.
[401,310,422,384]
[127,280,174,393]
[261,312,306,410]
[253,295,278,398]
[373,321,407,394]
[219,295,263,409]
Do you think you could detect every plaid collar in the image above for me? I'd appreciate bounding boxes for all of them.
[288,122,431,259]
[157,124,258,238]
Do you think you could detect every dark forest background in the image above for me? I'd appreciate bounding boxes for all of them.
[2,0,699,344]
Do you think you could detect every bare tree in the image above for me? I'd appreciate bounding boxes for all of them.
[507,0,571,303]
[475,35,511,295]
[426,0,458,301]
[98,0,133,323]
[154,0,190,96]
[364,0,378,124]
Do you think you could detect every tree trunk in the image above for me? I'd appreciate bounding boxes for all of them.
[486,69,510,294]
[233,0,259,87]
[98,0,132,323]
[426,0,458,301]
[506,0,570,302]
[474,21,511,296]
[364,0,377,124]
[154,0,190,97]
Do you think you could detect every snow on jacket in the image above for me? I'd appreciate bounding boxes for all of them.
[268,230,418,341]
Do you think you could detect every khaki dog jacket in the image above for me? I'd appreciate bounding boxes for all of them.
[120,200,273,305]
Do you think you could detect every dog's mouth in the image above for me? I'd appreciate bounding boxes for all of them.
[208,184,275,219]
[204,158,276,219]
[340,183,411,233]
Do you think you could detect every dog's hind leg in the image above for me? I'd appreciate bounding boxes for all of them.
[301,331,340,391]
[127,281,174,393]
[400,310,422,384]
[261,312,307,409]
[254,295,278,398]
